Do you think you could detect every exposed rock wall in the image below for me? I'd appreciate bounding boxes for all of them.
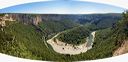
[8,14,42,25]
[113,40,128,56]
[33,15,42,25]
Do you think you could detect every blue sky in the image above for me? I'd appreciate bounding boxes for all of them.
[0,0,125,14]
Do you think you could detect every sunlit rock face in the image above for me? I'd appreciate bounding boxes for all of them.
[8,14,42,25]
[0,14,15,27]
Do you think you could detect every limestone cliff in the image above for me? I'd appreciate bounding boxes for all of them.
[0,14,15,27]
[9,14,42,25]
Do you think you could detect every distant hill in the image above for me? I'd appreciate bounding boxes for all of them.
[5,13,122,28]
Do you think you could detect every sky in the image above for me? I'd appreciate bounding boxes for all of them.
[0,0,125,14]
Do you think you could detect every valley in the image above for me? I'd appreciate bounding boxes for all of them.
[0,12,128,61]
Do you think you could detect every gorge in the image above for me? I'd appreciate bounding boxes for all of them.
[0,12,128,61]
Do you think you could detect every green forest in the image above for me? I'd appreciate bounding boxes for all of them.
[56,26,91,45]
[0,12,128,62]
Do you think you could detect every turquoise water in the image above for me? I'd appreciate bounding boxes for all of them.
[86,32,94,47]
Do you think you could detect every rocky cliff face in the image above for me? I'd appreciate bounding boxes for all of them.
[5,13,122,26]
[33,15,42,25]
[8,14,42,25]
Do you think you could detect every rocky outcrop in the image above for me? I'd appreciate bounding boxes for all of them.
[0,14,15,27]
[0,20,5,27]
[33,15,42,25]
[113,40,128,56]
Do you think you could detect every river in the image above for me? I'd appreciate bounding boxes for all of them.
[46,31,96,55]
